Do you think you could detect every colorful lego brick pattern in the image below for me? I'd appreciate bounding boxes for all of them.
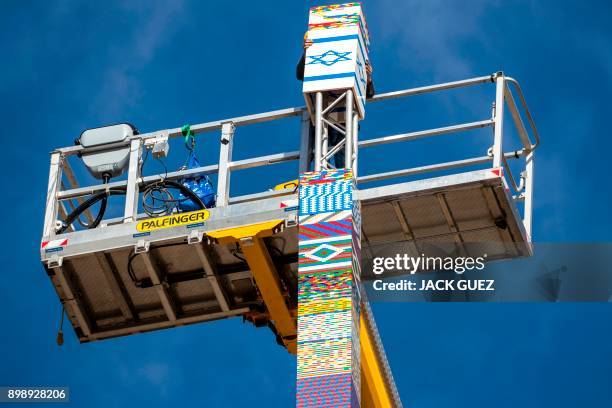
[308,2,370,47]
[299,169,353,216]
[308,17,360,31]
[310,3,361,13]
[299,218,352,240]
[296,169,361,408]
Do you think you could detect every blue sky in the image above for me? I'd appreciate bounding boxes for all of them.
[1,0,612,407]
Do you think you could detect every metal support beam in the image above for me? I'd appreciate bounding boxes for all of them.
[95,253,134,321]
[123,139,141,223]
[322,91,347,116]
[321,121,329,168]
[57,200,74,233]
[205,220,296,352]
[43,152,62,238]
[345,90,354,169]
[504,84,532,152]
[357,151,522,184]
[481,186,517,256]
[492,74,505,168]
[229,150,299,171]
[391,201,419,255]
[85,308,249,342]
[436,193,467,256]
[55,265,92,337]
[322,137,345,162]
[240,236,297,354]
[358,155,491,184]
[62,159,94,224]
[358,119,494,149]
[352,112,359,175]
[194,243,230,312]
[299,111,312,173]
[55,74,500,158]
[523,151,534,239]
[321,116,346,136]
[217,122,235,207]
[314,92,323,171]
[505,77,540,149]
[58,163,219,201]
[369,74,493,103]
[141,252,177,321]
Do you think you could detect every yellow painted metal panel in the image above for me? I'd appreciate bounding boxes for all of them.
[361,312,395,408]
[205,220,284,244]
[204,218,297,353]
[241,237,297,354]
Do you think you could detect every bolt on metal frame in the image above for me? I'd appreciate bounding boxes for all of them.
[43,72,540,241]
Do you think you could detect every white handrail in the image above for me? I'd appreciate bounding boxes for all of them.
[45,72,539,239]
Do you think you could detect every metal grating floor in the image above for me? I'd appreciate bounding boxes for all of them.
[359,169,531,280]
[43,169,531,342]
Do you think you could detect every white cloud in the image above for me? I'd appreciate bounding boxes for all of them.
[92,0,186,118]
[137,362,170,386]
[373,0,499,80]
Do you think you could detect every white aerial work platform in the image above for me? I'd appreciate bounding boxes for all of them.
[41,72,539,345]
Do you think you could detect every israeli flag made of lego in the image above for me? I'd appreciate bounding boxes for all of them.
[302,2,370,119]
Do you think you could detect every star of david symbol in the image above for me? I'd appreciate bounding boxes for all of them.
[356,60,367,87]
[304,243,344,262]
[307,50,352,66]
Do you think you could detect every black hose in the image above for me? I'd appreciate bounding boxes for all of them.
[57,179,206,234]
[159,179,206,210]
[91,194,108,228]
[127,241,186,288]
[76,174,111,229]
[57,189,126,234]
[76,194,107,229]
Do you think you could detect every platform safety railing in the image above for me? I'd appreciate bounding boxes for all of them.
[43,72,539,240]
